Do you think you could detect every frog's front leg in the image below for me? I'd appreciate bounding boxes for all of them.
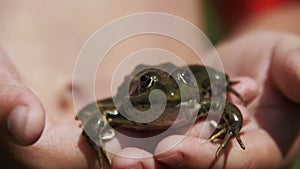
[82,128,112,169]
[78,100,117,169]
[199,99,245,158]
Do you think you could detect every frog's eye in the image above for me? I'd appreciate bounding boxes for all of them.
[140,73,154,89]
[178,69,192,84]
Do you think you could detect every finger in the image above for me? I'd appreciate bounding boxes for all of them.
[0,50,45,145]
[112,147,166,169]
[271,35,300,103]
[155,132,282,169]
[155,136,216,168]
[228,76,259,105]
[216,31,283,78]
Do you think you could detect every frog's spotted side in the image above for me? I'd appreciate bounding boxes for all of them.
[77,63,246,169]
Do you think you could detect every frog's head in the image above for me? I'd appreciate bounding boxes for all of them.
[127,68,182,110]
[114,63,199,111]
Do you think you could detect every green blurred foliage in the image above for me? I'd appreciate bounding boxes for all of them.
[292,155,300,169]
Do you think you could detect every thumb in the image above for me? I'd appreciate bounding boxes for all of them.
[271,35,300,103]
[0,50,45,146]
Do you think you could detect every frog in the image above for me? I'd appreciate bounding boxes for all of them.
[77,63,246,169]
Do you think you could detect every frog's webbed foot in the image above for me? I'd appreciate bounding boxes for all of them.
[210,101,245,158]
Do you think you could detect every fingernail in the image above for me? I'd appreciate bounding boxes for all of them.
[126,162,143,169]
[7,105,29,145]
[157,152,185,167]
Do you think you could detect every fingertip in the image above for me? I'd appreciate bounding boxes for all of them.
[229,76,260,105]
[155,135,186,156]
[155,136,215,168]
[154,136,185,167]
[1,86,45,146]
[17,100,45,146]
[155,151,185,168]
[272,48,300,103]
[112,147,162,169]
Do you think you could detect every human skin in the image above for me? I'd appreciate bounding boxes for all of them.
[0,2,300,169]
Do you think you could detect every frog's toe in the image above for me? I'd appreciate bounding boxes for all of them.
[211,127,246,158]
[215,130,233,158]
[234,130,246,150]
[212,131,230,158]
[210,127,226,142]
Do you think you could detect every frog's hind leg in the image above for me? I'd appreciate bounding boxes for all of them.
[210,101,245,158]
[212,127,245,158]
[209,122,231,158]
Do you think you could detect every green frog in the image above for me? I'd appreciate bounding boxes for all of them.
[77,63,246,169]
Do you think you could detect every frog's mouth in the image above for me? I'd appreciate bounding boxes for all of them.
[114,102,198,131]
[123,95,198,118]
